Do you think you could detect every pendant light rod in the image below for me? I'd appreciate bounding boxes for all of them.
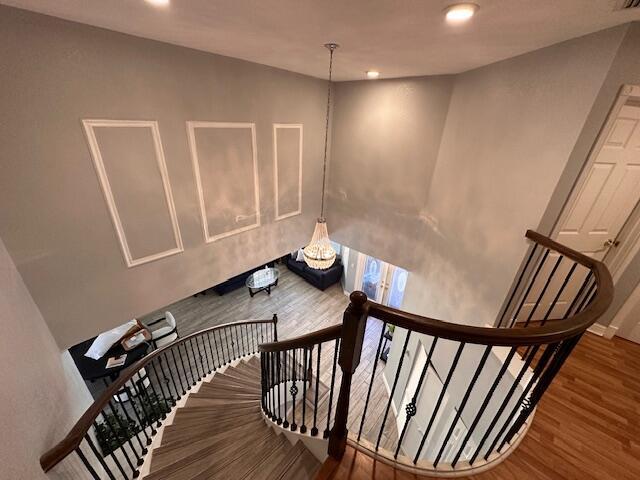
[320,42,338,220]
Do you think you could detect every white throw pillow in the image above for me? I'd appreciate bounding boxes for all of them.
[85,320,138,360]
[296,248,305,262]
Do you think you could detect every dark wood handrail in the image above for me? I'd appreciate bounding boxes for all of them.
[40,318,275,473]
[365,230,613,346]
[259,324,342,352]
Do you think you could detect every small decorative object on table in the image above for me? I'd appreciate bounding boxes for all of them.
[245,266,280,297]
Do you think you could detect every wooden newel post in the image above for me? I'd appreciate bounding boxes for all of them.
[328,291,368,459]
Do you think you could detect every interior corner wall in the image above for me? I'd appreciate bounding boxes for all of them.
[0,236,93,479]
[328,25,628,326]
[0,6,327,349]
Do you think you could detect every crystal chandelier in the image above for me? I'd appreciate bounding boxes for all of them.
[303,43,339,270]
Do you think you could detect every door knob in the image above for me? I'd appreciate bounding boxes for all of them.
[604,239,620,248]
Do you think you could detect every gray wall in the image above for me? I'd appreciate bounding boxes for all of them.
[0,6,328,349]
[0,236,93,479]
[329,25,630,326]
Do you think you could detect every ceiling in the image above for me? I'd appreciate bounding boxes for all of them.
[2,0,640,81]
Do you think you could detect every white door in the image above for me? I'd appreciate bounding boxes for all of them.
[358,255,389,303]
[557,103,640,259]
[517,94,640,323]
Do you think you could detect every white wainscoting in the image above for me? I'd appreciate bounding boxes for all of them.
[273,123,303,221]
[82,119,183,268]
[186,121,261,242]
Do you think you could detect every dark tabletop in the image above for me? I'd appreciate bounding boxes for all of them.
[69,336,149,382]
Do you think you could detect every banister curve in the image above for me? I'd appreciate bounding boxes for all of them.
[40,318,274,473]
[364,230,613,345]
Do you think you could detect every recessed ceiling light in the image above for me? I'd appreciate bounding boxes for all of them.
[444,3,478,23]
[366,71,380,79]
[145,0,170,7]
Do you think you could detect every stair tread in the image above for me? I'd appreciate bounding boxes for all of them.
[147,355,321,480]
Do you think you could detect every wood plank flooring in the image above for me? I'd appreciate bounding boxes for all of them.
[318,333,640,479]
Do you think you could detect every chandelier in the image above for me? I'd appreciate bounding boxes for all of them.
[303,43,339,270]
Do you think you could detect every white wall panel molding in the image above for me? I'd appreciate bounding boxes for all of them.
[273,123,303,221]
[186,121,261,242]
[82,119,184,268]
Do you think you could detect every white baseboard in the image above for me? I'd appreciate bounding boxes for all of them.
[587,323,618,339]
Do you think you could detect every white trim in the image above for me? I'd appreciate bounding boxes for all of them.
[186,121,261,243]
[82,119,183,268]
[273,123,303,221]
[587,323,619,339]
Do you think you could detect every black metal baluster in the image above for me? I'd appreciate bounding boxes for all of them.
[276,350,282,424]
[499,244,539,327]
[434,345,492,467]
[146,364,170,419]
[106,400,141,469]
[200,334,212,374]
[501,335,582,451]
[282,348,289,429]
[260,322,265,344]
[413,341,466,464]
[150,360,173,410]
[301,347,309,434]
[230,327,238,360]
[159,352,179,402]
[575,281,597,314]
[217,329,228,365]
[270,351,276,421]
[197,335,211,375]
[128,380,158,435]
[189,338,203,381]
[324,337,341,439]
[358,321,387,442]
[85,433,116,480]
[110,396,146,455]
[469,345,539,464]
[102,405,137,473]
[541,261,578,325]
[204,331,216,371]
[394,336,439,458]
[564,271,593,317]
[311,343,321,437]
[488,341,561,457]
[235,324,244,357]
[452,347,517,467]
[119,386,151,447]
[523,255,563,327]
[176,342,193,388]
[376,331,412,450]
[291,349,298,431]
[170,348,187,396]
[92,419,128,478]
[76,444,100,480]
[510,248,550,327]
[210,331,221,369]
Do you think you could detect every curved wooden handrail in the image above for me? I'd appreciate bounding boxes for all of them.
[366,230,613,346]
[259,324,342,352]
[40,318,274,473]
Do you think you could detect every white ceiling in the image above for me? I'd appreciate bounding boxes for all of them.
[3,0,640,81]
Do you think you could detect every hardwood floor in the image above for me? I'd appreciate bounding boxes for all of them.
[318,333,640,480]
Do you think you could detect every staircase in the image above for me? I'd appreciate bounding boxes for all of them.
[39,231,615,480]
[144,357,321,479]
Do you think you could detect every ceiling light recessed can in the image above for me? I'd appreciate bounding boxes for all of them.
[444,3,478,23]
[145,0,170,7]
[366,71,380,79]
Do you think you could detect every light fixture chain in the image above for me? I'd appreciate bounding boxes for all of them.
[320,44,336,220]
